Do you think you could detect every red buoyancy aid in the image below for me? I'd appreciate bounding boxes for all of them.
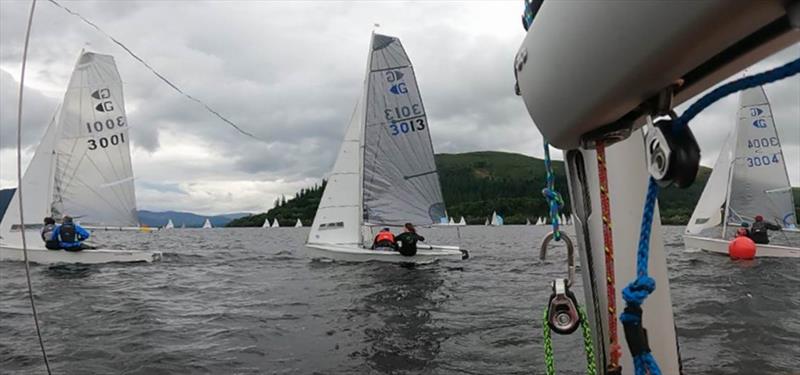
[375,231,396,244]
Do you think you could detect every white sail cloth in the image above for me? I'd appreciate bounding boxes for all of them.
[308,33,447,247]
[686,86,796,235]
[1,51,138,236]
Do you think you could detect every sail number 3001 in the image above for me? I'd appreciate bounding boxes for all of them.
[88,133,125,150]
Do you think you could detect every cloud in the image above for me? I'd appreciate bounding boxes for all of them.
[0,1,797,215]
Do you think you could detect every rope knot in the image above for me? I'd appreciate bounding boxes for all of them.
[621,276,655,306]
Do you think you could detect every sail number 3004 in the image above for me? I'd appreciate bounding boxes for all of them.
[389,118,426,136]
[746,154,781,167]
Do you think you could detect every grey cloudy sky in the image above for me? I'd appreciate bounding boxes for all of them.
[0,1,798,215]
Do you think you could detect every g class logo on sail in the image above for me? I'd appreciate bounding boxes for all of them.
[385,70,404,82]
[749,108,764,117]
[752,119,767,128]
[91,88,114,112]
[389,83,408,95]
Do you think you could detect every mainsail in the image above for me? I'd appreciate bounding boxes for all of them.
[362,34,446,226]
[687,86,797,235]
[202,219,212,229]
[0,51,138,235]
[308,33,447,246]
[165,219,174,229]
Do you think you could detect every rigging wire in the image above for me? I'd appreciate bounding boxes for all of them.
[15,0,53,373]
[46,0,266,142]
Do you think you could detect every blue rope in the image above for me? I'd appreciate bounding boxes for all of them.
[674,57,800,133]
[620,177,661,375]
[621,58,800,375]
[542,142,563,240]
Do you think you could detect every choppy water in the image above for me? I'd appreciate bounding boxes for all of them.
[1,226,798,374]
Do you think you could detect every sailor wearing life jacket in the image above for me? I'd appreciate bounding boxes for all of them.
[40,217,61,250]
[52,215,92,251]
[371,227,397,251]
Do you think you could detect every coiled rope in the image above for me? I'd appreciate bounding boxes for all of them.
[15,0,52,373]
[622,57,800,375]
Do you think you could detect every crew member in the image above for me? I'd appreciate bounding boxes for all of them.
[735,222,751,238]
[750,215,781,245]
[395,223,425,257]
[41,217,60,250]
[372,227,396,251]
[52,216,93,251]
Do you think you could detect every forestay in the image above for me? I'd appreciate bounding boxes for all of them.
[362,34,446,226]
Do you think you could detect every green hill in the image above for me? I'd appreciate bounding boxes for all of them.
[227,151,799,227]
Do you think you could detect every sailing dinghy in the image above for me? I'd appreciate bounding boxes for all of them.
[685,86,798,257]
[490,211,503,226]
[0,51,160,264]
[295,219,303,227]
[202,218,213,229]
[165,219,175,229]
[271,219,280,228]
[305,33,467,264]
[262,217,270,228]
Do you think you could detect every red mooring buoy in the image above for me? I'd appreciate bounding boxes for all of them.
[729,236,756,260]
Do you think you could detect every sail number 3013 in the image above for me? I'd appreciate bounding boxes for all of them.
[389,118,426,136]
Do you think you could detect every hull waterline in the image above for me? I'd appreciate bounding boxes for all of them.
[305,243,468,264]
[684,235,800,258]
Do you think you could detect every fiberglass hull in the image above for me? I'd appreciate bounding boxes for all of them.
[305,243,468,264]
[683,235,800,258]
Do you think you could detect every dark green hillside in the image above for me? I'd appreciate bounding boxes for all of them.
[226,182,325,227]
[226,151,800,227]
[435,151,570,224]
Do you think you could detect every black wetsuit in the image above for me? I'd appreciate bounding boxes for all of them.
[750,221,781,244]
[395,232,425,257]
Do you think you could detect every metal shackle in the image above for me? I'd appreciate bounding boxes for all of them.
[539,231,576,287]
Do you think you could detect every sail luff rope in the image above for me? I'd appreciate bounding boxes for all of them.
[46,0,266,142]
[595,141,622,373]
[15,0,52,373]
[622,56,800,375]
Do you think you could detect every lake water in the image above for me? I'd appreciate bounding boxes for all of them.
[1,226,798,374]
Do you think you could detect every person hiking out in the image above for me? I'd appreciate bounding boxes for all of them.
[395,223,425,257]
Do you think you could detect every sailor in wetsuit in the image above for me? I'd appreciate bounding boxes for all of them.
[52,216,93,251]
[750,215,781,245]
[371,227,397,251]
[395,223,425,257]
[41,217,61,250]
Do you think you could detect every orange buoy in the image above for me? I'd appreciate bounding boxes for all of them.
[728,236,756,260]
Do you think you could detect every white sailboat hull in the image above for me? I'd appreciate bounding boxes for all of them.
[305,243,468,264]
[0,245,161,264]
[684,235,800,258]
